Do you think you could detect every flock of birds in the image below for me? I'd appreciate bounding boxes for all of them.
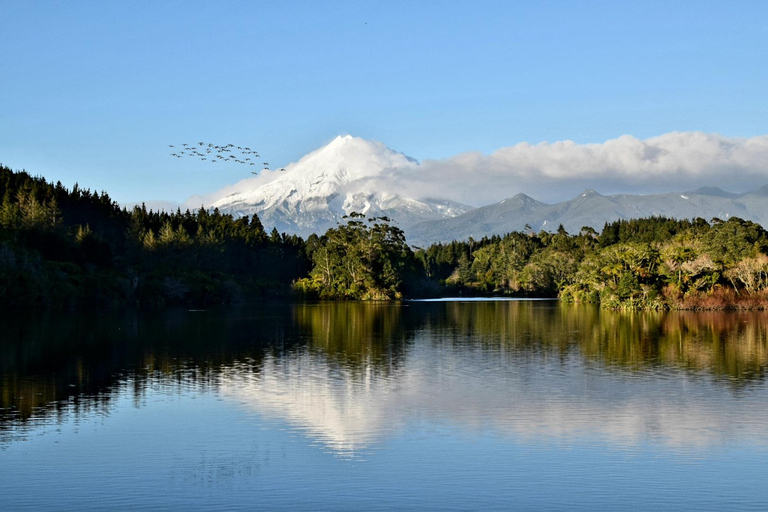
[168,142,285,174]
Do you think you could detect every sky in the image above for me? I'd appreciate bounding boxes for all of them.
[1,0,767,205]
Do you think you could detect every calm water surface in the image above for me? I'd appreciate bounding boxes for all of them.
[2,300,768,510]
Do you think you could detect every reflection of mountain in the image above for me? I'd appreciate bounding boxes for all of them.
[4,303,768,453]
[222,319,768,454]
[221,353,414,454]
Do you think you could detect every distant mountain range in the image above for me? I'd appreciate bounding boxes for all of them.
[404,186,768,247]
[201,135,768,246]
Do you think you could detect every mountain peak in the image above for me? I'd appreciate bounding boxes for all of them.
[507,193,538,204]
[322,134,357,151]
[302,135,418,173]
[578,189,601,198]
[686,186,740,198]
[329,134,354,143]
[208,135,430,228]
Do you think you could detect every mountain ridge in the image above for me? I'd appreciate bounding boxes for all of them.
[404,187,768,246]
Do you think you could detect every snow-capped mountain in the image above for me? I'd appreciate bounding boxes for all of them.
[208,135,474,236]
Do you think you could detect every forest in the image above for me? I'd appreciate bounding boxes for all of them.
[0,165,307,307]
[3,164,768,309]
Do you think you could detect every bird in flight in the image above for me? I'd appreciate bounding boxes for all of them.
[167,140,274,174]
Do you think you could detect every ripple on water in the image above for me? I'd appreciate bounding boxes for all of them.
[2,302,768,510]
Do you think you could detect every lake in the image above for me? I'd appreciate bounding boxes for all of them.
[2,300,768,510]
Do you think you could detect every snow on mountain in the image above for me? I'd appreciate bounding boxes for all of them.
[208,135,474,236]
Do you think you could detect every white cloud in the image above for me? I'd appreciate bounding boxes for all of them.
[375,131,768,205]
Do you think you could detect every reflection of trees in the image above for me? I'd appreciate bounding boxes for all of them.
[292,302,412,376]
[3,301,768,438]
[567,308,768,383]
[0,305,302,432]
[656,312,768,382]
[421,302,768,384]
[0,302,417,435]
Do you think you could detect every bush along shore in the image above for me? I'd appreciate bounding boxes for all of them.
[3,164,768,310]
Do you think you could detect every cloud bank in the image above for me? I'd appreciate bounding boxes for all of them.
[379,131,768,205]
[184,132,768,209]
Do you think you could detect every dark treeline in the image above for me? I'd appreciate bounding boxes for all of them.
[4,164,768,309]
[0,165,307,307]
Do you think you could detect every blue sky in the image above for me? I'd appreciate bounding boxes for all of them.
[1,0,767,204]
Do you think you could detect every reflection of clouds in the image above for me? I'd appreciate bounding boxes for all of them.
[220,339,768,455]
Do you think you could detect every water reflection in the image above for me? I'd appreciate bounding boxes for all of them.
[0,305,304,440]
[2,302,768,453]
[293,302,410,374]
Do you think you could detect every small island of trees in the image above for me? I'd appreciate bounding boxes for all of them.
[3,163,768,310]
